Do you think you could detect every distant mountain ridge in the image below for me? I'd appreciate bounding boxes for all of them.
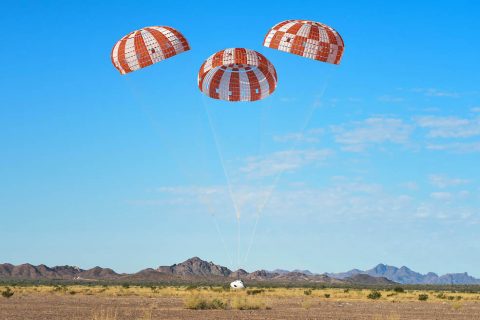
[326,263,480,285]
[1,259,477,285]
[0,263,119,280]
[0,257,389,285]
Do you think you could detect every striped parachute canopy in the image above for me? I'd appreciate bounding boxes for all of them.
[263,20,344,65]
[198,48,277,102]
[111,26,190,75]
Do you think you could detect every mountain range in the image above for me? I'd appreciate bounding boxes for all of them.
[0,258,478,285]
[325,263,480,285]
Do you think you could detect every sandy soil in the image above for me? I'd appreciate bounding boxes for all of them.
[1,294,480,320]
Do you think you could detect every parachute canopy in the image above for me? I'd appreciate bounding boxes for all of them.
[198,48,277,102]
[263,20,344,65]
[111,26,190,75]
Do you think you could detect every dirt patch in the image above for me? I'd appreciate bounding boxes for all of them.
[1,293,480,320]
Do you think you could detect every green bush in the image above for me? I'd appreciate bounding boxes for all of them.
[247,289,264,295]
[231,296,261,310]
[184,296,227,310]
[367,290,382,300]
[303,289,312,296]
[324,293,331,298]
[394,286,405,293]
[1,287,14,298]
[418,294,429,301]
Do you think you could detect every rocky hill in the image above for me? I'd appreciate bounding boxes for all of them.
[157,257,231,277]
[0,263,119,280]
[327,263,480,285]
[1,258,478,285]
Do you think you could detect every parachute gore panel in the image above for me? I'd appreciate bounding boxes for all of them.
[198,48,277,102]
[111,26,190,75]
[263,20,344,64]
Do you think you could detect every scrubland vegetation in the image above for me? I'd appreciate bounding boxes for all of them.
[1,283,480,319]
[2,283,480,303]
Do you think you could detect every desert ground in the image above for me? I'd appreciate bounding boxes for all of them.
[1,285,480,319]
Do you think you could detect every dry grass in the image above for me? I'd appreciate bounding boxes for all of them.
[230,295,264,310]
[92,309,118,320]
[91,308,153,320]
[184,295,227,309]
[1,285,479,304]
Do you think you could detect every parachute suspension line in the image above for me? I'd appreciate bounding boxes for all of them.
[237,215,241,272]
[199,194,235,268]
[127,79,233,268]
[201,96,243,270]
[202,97,241,220]
[243,74,333,265]
[125,78,190,180]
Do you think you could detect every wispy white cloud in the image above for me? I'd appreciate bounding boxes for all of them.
[426,141,480,153]
[430,191,453,201]
[279,97,297,103]
[141,178,478,224]
[429,174,470,189]
[401,181,419,191]
[331,117,413,152]
[471,107,480,113]
[240,149,333,178]
[415,116,480,138]
[412,88,459,98]
[273,129,324,143]
[378,95,404,103]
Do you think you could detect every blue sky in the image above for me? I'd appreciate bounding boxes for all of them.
[1,0,479,276]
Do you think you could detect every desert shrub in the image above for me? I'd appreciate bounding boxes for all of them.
[436,292,446,299]
[301,300,313,309]
[367,290,382,300]
[456,295,462,300]
[185,285,197,291]
[447,296,455,300]
[394,287,405,293]
[418,294,429,301]
[69,290,76,295]
[247,289,264,295]
[343,288,350,293]
[1,287,14,298]
[184,296,227,310]
[304,289,312,296]
[210,299,227,309]
[121,283,130,289]
[231,296,261,310]
[324,293,331,298]
[53,285,67,292]
[451,301,463,310]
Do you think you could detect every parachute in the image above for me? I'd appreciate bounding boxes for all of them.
[263,20,344,64]
[109,21,344,281]
[198,48,277,102]
[111,26,190,75]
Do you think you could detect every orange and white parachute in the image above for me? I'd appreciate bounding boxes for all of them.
[263,20,344,65]
[111,26,190,75]
[198,48,277,102]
